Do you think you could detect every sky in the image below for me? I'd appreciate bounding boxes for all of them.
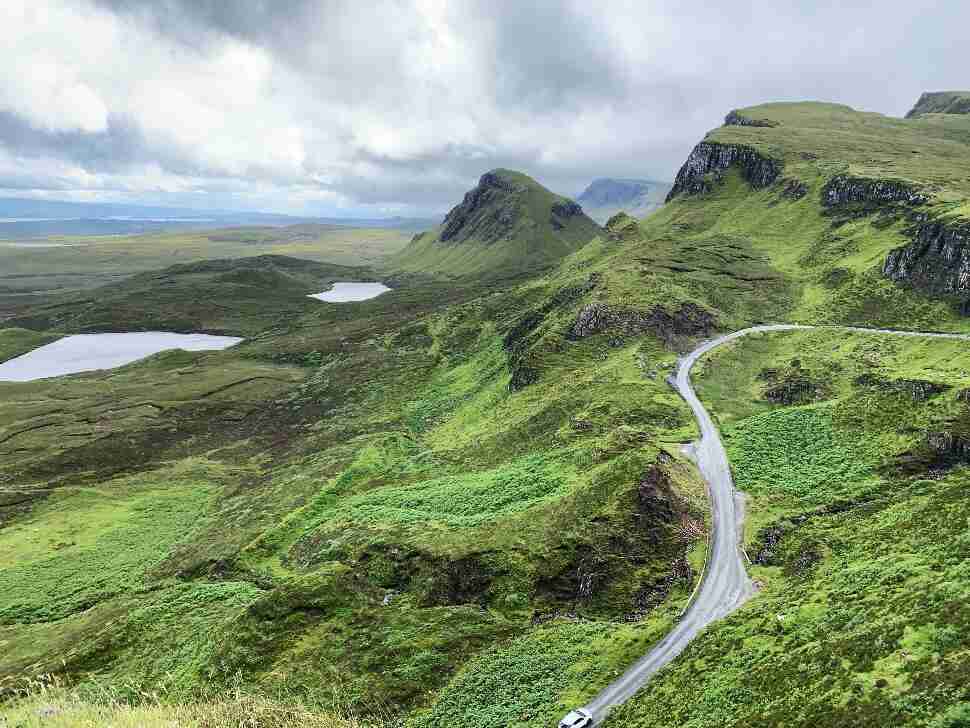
[1,0,968,218]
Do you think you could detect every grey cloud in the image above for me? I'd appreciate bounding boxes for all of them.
[90,0,320,50]
[3,0,970,215]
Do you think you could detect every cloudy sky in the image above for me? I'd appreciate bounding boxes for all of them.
[1,1,967,217]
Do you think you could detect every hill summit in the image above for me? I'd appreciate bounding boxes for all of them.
[391,169,601,276]
[906,91,970,118]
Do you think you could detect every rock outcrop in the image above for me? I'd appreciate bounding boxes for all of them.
[883,216,970,295]
[724,110,780,128]
[550,199,584,229]
[854,373,950,401]
[569,301,717,348]
[821,175,928,208]
[666,142,782,201]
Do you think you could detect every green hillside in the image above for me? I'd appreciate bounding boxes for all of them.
[3,93,970,727]
[389,169,602,277]
[9,255,373,336]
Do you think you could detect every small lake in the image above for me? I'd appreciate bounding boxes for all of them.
[309,282,391,302]
[0,332,243,382]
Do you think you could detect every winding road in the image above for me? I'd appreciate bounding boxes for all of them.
[580,323,970,725]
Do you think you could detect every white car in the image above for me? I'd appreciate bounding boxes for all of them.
[558,708,593,728]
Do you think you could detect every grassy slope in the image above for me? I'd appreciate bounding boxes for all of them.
[2,688,378,728]
[0,258,710,725]
[389,170,602,278]
[3,99,970,727]
[711,101,970,202]
[605,328,970,727]
[0,328,60,363]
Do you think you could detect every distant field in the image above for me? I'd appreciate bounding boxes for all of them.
[0,224,416,318]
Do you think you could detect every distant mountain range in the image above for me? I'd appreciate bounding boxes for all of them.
[576,178,672,224]
[0,197,437,239]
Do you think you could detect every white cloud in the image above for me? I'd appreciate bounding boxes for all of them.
[0,0,968,215]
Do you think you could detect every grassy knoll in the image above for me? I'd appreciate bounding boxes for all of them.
[604,328,970,727]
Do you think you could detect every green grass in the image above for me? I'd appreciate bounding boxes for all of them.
[724,405,881,501]
[410,621,671,728]
[9,255,374,336]
[604,326,970,728]
[4,96,970,728]
[0,463,217,623]
[317,454,575,528]
[0,686,379,728]
[711,101,970,204]
[0,327,60,363]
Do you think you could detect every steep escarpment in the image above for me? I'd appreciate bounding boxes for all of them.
[883,215,970,297]
[666,141,781,201]
[654,98,970,328]
[391,169,602,277]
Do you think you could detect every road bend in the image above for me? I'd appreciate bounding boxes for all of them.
[581,323,970,724]
[583,324,810,722]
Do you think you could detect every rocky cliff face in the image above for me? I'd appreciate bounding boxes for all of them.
[666,142,781,202]
[569,301,717,348]
[821,175,928,208]
[883,216,970,295]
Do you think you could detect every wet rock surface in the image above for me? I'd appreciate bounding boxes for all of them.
[666,141,782,201]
